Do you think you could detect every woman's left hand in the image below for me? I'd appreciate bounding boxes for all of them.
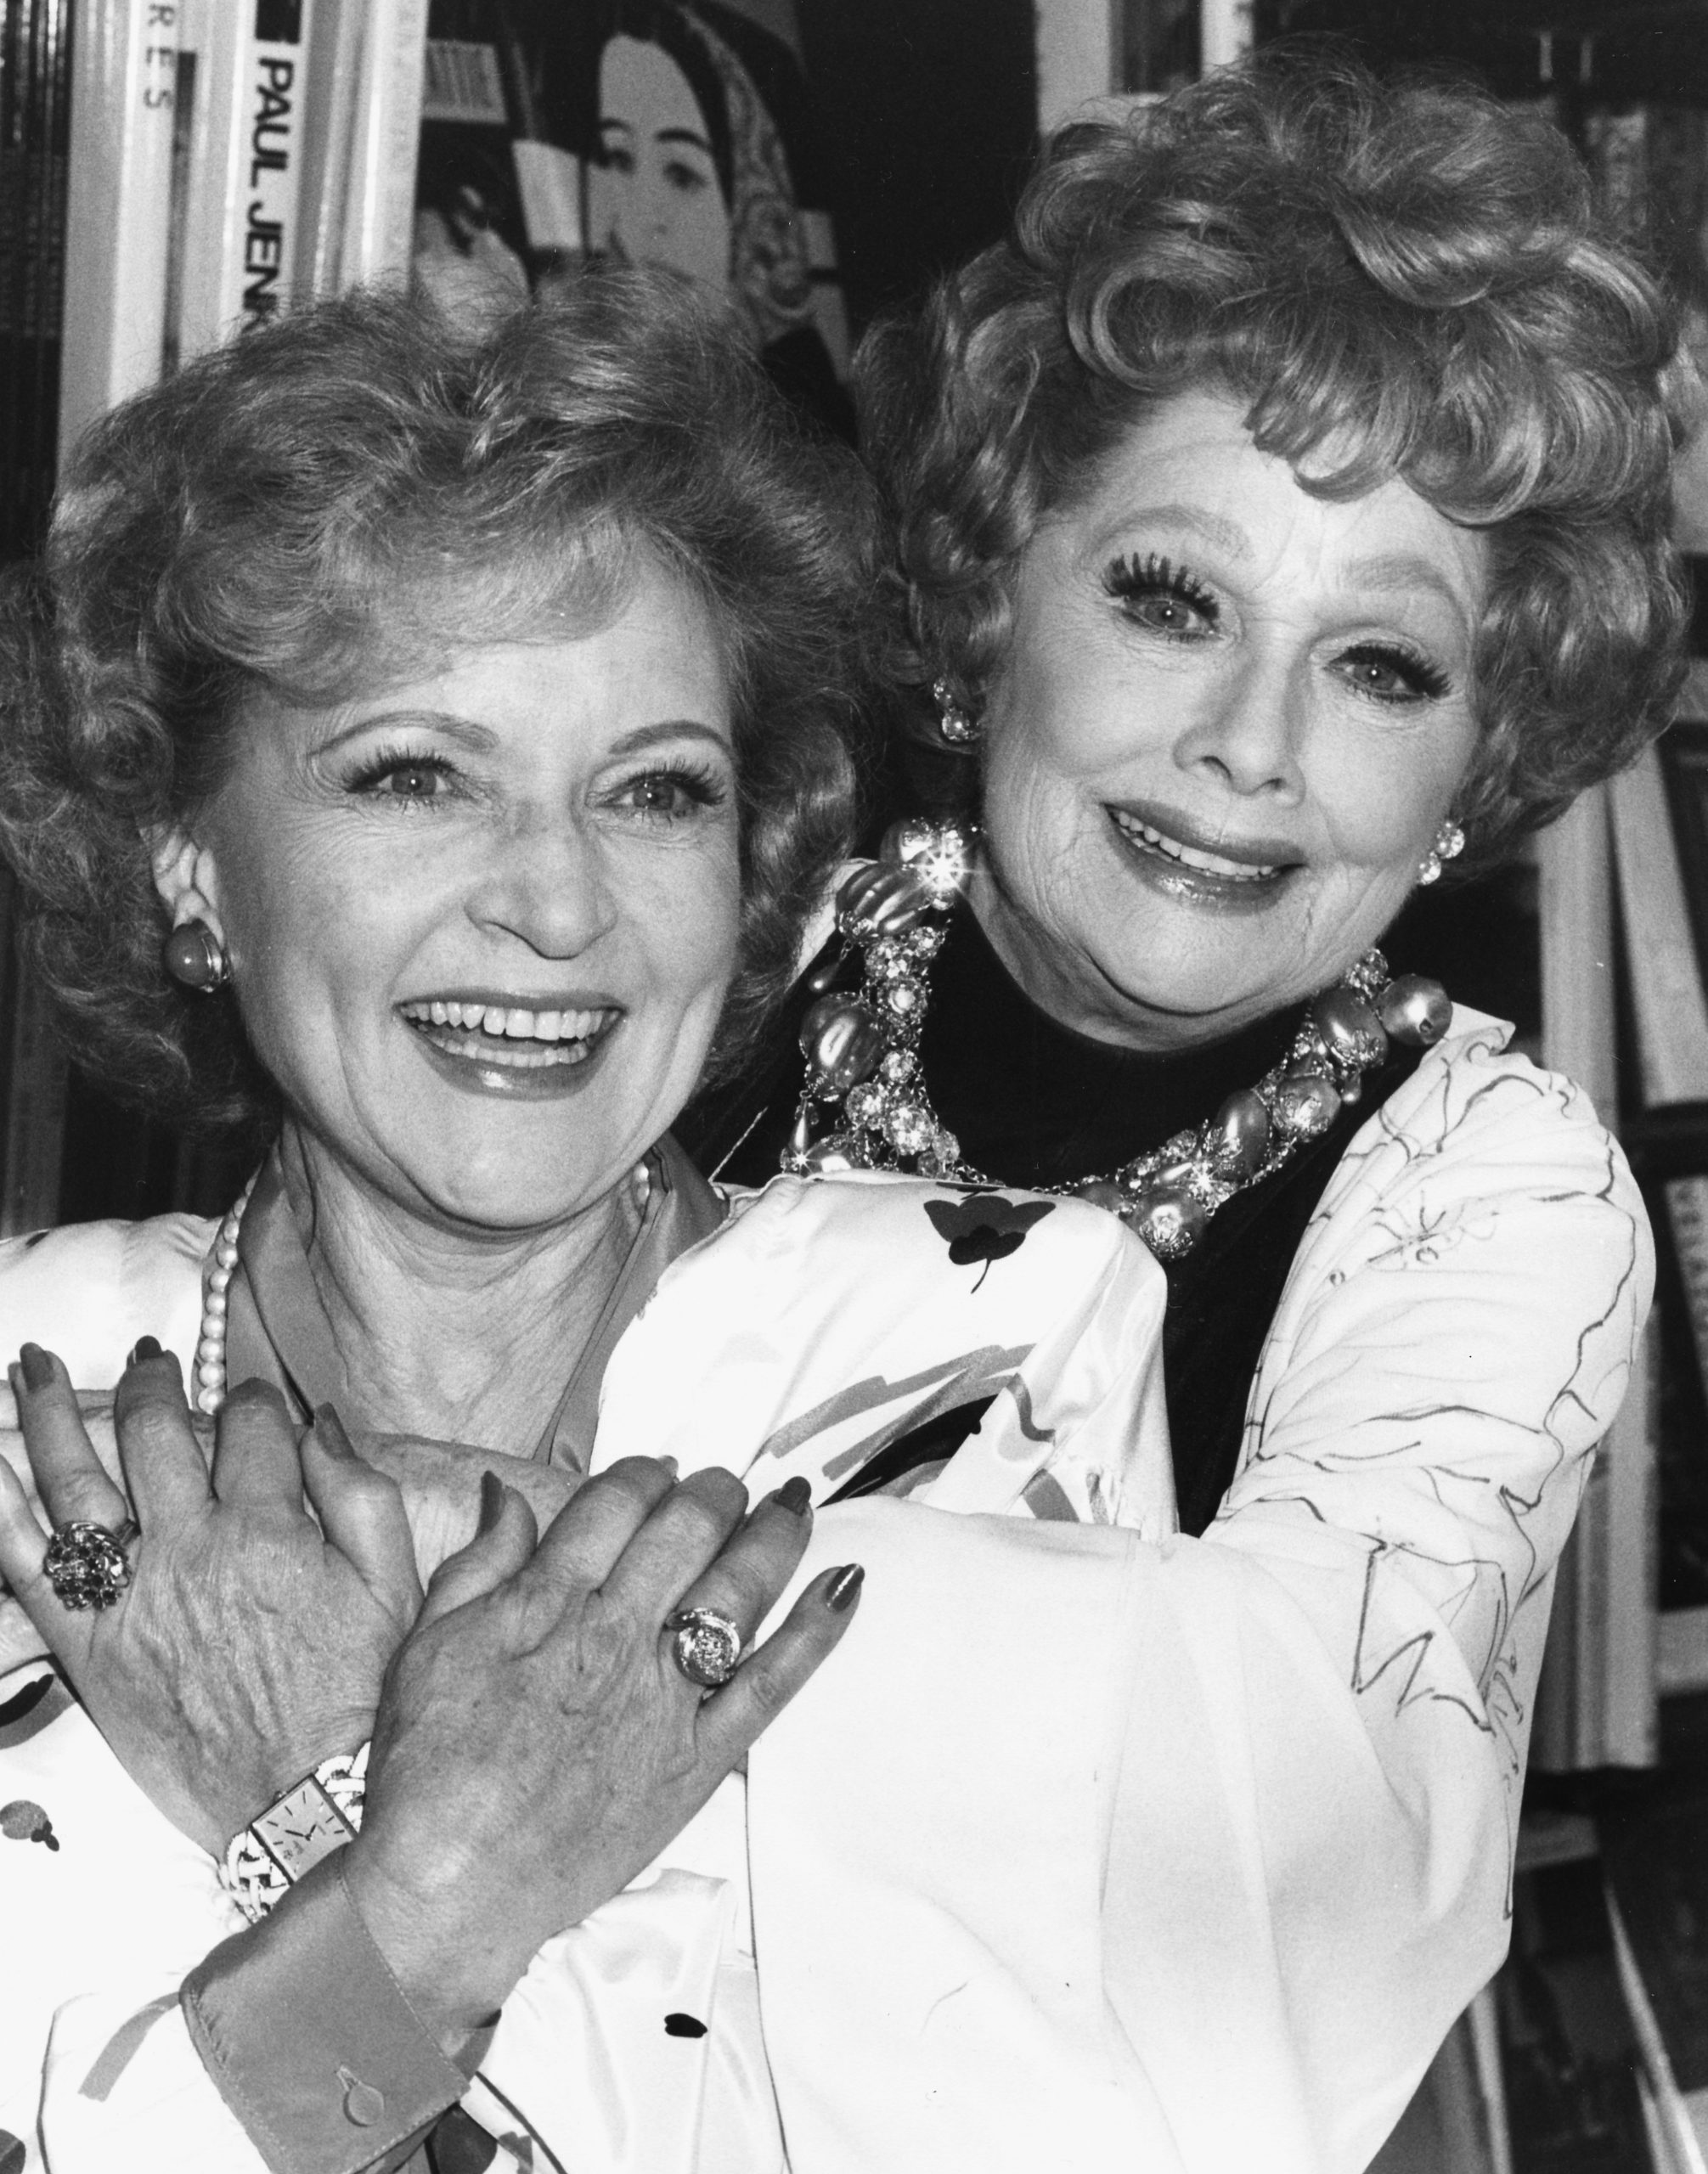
[0,1343,422,1856]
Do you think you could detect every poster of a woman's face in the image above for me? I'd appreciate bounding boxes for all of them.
[415,0,853,437]
[592,33,734,300]
[583,0,855,442]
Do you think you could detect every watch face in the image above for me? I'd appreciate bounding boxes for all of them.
[255,1779,356,1879]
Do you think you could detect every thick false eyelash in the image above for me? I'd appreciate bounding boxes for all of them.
[1102,551,1220,622]
[1340,643,1452,703]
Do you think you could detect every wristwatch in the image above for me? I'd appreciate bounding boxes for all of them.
[218,1743,369,1924]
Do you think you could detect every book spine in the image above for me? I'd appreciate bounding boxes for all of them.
[292,0,362,301]
[294,0,425,304]
[1609,749,1708,1104]
[176,0,314,359]
[0,0,76,565]
[225,0,313,330]
[1531,784,1660,1769]
[338,0,426,289]
[57,0,178,459]
[1667,1176,1708,1403]
[172,0,237,359]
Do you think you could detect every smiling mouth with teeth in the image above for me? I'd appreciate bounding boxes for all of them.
[398,999,619,1071]
[1109,809,1285,883]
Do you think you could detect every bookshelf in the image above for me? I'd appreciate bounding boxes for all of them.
[8,0,1688,1733]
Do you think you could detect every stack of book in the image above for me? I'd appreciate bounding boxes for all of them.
[56,0,431,459]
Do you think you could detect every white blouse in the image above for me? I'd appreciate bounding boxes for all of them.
[0,1008,1649,2174]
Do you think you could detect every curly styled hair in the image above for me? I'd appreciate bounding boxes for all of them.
[856,52,1690,873]
[0,270,882,1132]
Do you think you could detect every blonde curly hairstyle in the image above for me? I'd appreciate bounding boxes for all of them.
[0,272,882,1132]
[857,52,1691,873]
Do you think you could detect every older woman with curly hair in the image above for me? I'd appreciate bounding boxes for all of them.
[0,269,1175,2174]
[0,54,1677,2174]
[675,47,1675,2158]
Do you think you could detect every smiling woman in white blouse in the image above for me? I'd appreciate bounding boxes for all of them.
[0,52,1686,2174]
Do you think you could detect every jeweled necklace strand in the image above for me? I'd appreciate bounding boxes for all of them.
[782,820,1452,1262]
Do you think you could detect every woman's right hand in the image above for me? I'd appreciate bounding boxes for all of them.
[344,1457,863,2052]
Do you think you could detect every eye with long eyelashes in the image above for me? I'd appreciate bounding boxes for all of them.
[1332,643,1452,704]
[1102,552,1220,639]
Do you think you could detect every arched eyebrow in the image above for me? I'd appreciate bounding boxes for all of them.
[606,720,732,757]
[1340,554,1475,633]
[655,126,714,154]
[1103,504,1249,559]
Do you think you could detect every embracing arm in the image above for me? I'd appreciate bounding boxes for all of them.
[739,1038,1651,2174]
[0,1360,860,2174]
[1166,1039,1648,2164]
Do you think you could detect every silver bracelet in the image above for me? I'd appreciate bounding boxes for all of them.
[218,1743,369,1924]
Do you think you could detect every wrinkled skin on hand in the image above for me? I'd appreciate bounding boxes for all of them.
[0,1354,425,1852]
[360,1431,578,1580]
[0,1391,578,1589]
[0,1349,858,2030]
[345,1453,855,2046]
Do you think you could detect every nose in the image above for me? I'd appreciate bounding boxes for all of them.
[465,808,619,960]
[1172,653,1307,803]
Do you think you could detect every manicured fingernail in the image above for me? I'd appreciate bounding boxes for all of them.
[313,1403,355,1460]
[127,1335,163,1368]
[478,1469,504,1534]
[18,1345,54,1393]
[826,1563,865,1613]
[767,1476,813,1517]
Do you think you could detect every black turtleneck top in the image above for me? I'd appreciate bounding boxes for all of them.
[678,904,1423,1536]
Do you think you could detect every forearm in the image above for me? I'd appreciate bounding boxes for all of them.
[178,1854,485,2174]
[37,1977,447,2174]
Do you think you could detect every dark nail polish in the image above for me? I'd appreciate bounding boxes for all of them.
[826,1563,865,1614]
[313,1403,356,1460]
[127,1335,163,1369]
[769,1476,813,1517]
[18,1345,54,1393]
[478,1469,504,1534]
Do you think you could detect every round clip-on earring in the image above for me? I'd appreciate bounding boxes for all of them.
[932,678,978,747]
[161,918,229,992]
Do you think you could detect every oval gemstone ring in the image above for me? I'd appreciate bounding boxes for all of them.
[662,1606,744,1690]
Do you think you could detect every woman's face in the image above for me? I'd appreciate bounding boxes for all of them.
[592,36,731,301]
[972,388,1487,1051]
[176,566,741,1234]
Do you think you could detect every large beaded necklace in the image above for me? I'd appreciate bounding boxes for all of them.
[782,819,1452,1263]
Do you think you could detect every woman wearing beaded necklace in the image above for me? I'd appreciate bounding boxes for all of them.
[684,54,1684,1535]
[0,56,1677,2174]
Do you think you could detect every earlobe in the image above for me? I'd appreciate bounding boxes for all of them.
[149,829,225,946]
[149,829,232,990]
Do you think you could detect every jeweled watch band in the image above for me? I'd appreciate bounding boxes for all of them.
[219,1743,369,1925]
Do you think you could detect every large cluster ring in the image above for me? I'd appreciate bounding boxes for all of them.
[663,1607,744,1690]
[42,1518,139,1611]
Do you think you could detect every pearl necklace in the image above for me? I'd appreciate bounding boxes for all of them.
[195,1169,259,1414]
[193,1160,657,1416]
[783,820,1452,1262]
